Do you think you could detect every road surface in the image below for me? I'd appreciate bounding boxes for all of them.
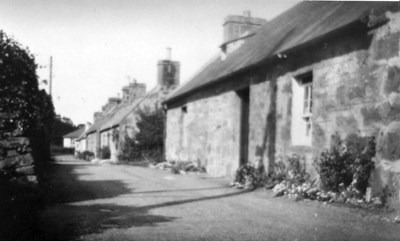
[36,155,400,241]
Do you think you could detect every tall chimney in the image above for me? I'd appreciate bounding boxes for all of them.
[166,47,172,61]
[157,48,180,88]
[223,11,267,44]
[128,82,146,101]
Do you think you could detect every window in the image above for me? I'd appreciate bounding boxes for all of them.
[303,81,312,116]
[291,72,313,146]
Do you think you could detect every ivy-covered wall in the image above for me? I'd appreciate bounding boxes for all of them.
[0,30,55,184]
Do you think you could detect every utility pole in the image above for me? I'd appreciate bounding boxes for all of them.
[49,56,53,96]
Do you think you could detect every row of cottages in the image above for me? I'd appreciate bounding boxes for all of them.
[163,2,400,201]
[79,50,180,160]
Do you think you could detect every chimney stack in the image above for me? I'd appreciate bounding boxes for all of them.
[222,11,266,44]
[94,112,102,123]
[157,48,180,88]
[243,10,251,17]
[166,47,172,61]
[121,81,146,104]
[128,82,146,101]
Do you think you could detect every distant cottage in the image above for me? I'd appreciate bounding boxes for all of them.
[79,49,180,160]
[63,126,85,149]
[163,2,400,203]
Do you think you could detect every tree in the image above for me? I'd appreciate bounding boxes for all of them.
[51,115,77,146]
[135,107,164,152]
[0,30,43,137]
[118,106,165,163]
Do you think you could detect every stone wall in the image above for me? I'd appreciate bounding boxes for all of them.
[248,11,400,203]
[166,11,400,202]
[99,128,119,161]
[165,91,241,176]
[86,132,97,155]
[0,137,36,183]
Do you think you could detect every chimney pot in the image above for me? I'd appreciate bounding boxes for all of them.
[166,47,172,60]
[243,11,251,17]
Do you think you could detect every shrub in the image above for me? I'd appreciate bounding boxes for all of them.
[79,150,94,161]
[99,146,111,159]
[118,136,141,162]
[142,148,164,164]
[268,155,316,199]
[118,106,164,163]
[265,155,310,187]
[314,133,375,195]
[233,163,266,190]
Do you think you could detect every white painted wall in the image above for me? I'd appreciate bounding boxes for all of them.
[63,138,74,148]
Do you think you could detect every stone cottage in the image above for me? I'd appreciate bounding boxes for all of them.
[163,2,400,201]
[63,126,86,148]
[74,122,91,154]
[82,50,180,160]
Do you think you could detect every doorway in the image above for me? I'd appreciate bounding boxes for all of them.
[237,88,250,166]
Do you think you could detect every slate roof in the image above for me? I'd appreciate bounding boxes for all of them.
[85,104,120,135]
[63,127,86,139]
[99,98,144,132]
[84,85,165,136]
[165,1,399,104]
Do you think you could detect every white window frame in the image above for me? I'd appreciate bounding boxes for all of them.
[291,73,313,146]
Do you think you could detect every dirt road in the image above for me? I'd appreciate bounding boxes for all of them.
[35,155,400,241]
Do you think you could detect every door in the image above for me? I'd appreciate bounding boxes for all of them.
[237,88,250,166]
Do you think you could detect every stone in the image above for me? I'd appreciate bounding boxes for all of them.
[15,165,35,175]
[17,175,38,184]
[372,197,383,206]
[365,187,372,202]
[17,153,35,166]
[306,187,319,196]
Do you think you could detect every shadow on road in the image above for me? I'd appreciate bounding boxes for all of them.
[39,203,176,241]
[36,157,247,241]
[139,190,249,211]
[44,162,131,204]
[37,159,177,241]
[131,186,228,195]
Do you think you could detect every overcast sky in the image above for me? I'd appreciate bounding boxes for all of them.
[0,0,298,125]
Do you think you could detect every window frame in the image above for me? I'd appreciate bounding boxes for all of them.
[291,72,313,146]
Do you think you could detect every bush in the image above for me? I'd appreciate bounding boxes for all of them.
[314,133,375,196]
[142,148,164,163]
[77,150,94,161]
[267,155,316,199]
[99,146,111,159]
[169,161,206,174]
[0,30,55,180]
[233,163,266,190]
[118,106,164,163]
[118,136,141,162]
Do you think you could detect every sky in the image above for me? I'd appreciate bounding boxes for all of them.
[0,0,298,125]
